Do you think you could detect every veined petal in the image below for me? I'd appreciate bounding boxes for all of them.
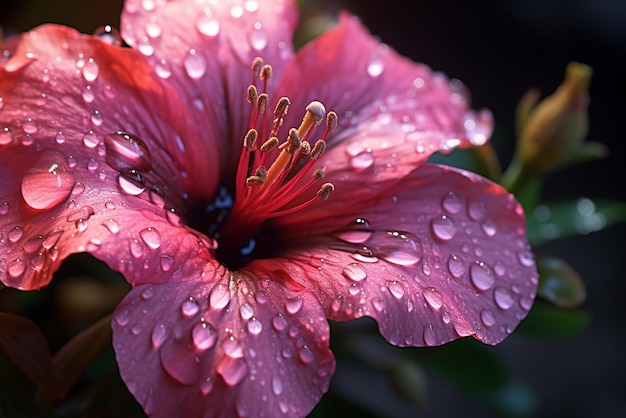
[261,164,538,346]
[121,0,299,172]
[112,264,334,418]
[0,25,214,289]
[275,13,492,195]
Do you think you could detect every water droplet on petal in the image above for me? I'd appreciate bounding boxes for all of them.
[114,308,130,326]
[217,356,248,386]
[481,219,497,236]
[82,58,99,81]
[117,172,146,195]
[376,231,423,266]
[271,376,283,395]
[480,309,496,327]
[101,218,120,234]
[494,287,514,309]
[8,226,23,243]
[272,314,288,331]
[468,199,486,221]
[247,317,263,335]
[285,297,303,314]
[249,22,267,51]
[222,336,244,358]
[431,214,457,241]
[342,262,367,282]
[209,284,230,310]
[160,340,201,385]
[442,191,462,214]
[196,15,221,37]
[240,302,253,320]
[387,281,405,299]
[298,346,314,364]
[183,49,207,79]
[104,131,152,172]
[423,324,437,346]
[139,227,161,249]
[192,321,217,350]
[469,261,495,291]
[423,287,443,309]
[21,119,38,134]
[367,51,385,77]
[335,218,373,244]
[517,250,535,267]
[94,25,122,45]
[22,235,43,254]
[151,323,167,348]
[21,155,75,210]
[154,58,172,79]
[7,259,26,278]
[160,254,174,271]
[82,130,99,148]
[181,296,200,316]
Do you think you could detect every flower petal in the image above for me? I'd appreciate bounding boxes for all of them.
[112,263,334,418]
[121,0,299,170]
[275,13,492,196]
[261,164,538,346]
[0,25,214,289]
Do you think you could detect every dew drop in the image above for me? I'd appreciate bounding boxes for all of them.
[66,206,95,223]
[183,49,207,79]
[272,314,288,331]
[249,23,267,51]
[145,20,162,38]
[21,155,75,210]
[160,255,174,271]
[367,53,384,77]
[151,323,167,348]
[387,281,405,299]
[192,321,217,350]
[101,218,120,234]
[423,324,437,346]
[94,24,122,45]
[240,302,254,320]
[517,250,535,267]
[341,262,367,282]
[469,261,495,291]
[82,130,99,148]
[285,297,303,314]
[271,376,284,395]
[431,214,457,241]
[217,356,248,386]
[442,191,462,214]
[0,128,13,145]
[480,309,496,327]
[247,317,263,335]
[447,254,464,278]
[209,284,230,310]
[334,218,373,244]
[423,287,443,309]
[21,119,38,134]
[90,110,103,126]
[181,296,200,316]
[0,202,9,216]
[114,308,130,326]
[196,15,221,37]
[139,227,161,250]
[222,336,244,358]
[117,172,146,195]
[376,231,423,266]
[8,226,24,243]
[481,219,497,236]
[468,199,486,221]
[494,287,514,309]
[82,58,99,81]
[154,58,172,79]
[104,131,152,172]
[348,148,374,170]
[298,346,314,364]
[22,235,43,254]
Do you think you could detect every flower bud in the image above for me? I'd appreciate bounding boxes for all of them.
[518,62,593,172]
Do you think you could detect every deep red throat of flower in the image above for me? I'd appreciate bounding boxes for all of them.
[0,1,538,417]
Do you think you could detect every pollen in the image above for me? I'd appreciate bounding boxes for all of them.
[225,57,338,234]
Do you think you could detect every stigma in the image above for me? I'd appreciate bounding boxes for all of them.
[225,57,337,234]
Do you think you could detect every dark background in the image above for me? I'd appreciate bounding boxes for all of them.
[2,1,624,417]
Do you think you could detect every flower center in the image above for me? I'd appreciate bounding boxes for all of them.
[215,57,337,267]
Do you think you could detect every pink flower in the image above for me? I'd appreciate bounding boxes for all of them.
[0,0,538,417]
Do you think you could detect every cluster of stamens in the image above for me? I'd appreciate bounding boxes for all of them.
[228,57,337,229]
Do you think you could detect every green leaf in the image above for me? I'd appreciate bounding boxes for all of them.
[526,198,626,245]
[536,256,586,308]
[515,301,590,339]
[0,312,58,393]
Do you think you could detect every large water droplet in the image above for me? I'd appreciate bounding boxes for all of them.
[183,49,207,79]
[151,323,168,348]
[104,131,152,172]
[272,314,288,331]
[469,261,495,291]
[240,302,254,320]
[117,171,146,195]
[192,321,217,350]
[21,155,75,210]
[447,254,464,278]
[334,218,373,244]
[387,281,405,299]
[431,214,457,241]
[66,206,95,223]
[209,284,230,310]
[271,376,284,395]
[222,336,244,358]
[372,231,423,266]
[181,296,200,316]
[341,262,367,282]
[94,24,122,45]
[298,346,314,364]
[101,218,120,234]
[160,254,174,271]
[423,287,443,309]
[494,287,514,309]
[481,219,497,236]
[442,190,462,214]
[8,259,26,278]
[140,227,161,250]
[82,130,99,148]
[82,58,99,82]
[468,199,486,221]
[247,317,263,335]
[480,309,496,327]
[7,226,23,243]
[196,15,221,37]
[217,356,248,386]
[285,297,303,314]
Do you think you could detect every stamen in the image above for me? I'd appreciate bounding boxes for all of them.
[243,129,258,150]
[260,64,272,83]
[247,85,259,105]
[287,128,301,153]
[317,183,334,200]
[300,141,311,155]
[274,97,290,119]
[326,111,338,132]
[258,93,268,115]
[312,168,325,179]
[297,101,326,140]
[310,139,326,160]
[246,165,267,186]
[260,136,279,152]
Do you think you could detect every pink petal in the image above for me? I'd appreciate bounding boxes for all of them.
[260,164,538,346]
[0,25,215,289]
[120,0,299,167]
[274,13,492,196]
[112,263,334,418]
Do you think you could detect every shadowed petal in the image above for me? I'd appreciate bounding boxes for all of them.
[0,25,215,289]
[112,263,334,418]
[258,164,538,346]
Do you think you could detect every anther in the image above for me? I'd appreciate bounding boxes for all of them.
[246,165,267,186]
[258,93,268,114]
[260,136,279,152]
[317,183,334,200]
[274,97,291,118]
[310,139,326,160]
[312,168,325,180]
[251,57,264,73]
[326,111,338,131]
[247,85,259,104]
[260,64,273,82]
[300,141,311,155]
[243,129,258,150]
[287,128,301,153]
